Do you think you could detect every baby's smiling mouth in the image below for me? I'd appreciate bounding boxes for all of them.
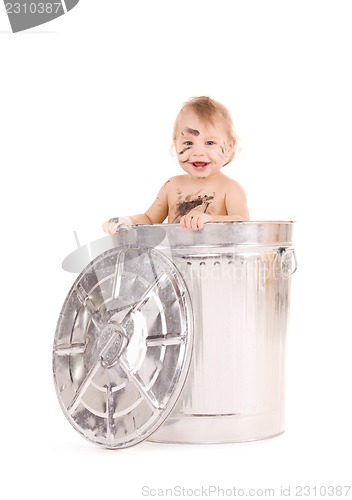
[192,162,209,169]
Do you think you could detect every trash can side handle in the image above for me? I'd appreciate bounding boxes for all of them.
[274,247,298,279]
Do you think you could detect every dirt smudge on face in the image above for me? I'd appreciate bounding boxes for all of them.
[185,127,200,136]
[179,146,191,155]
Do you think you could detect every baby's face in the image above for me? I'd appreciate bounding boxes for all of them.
[174,110,234,180]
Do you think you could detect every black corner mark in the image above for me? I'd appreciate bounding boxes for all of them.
[4,0,80,33]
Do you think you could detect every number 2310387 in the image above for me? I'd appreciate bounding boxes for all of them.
[5,3,63,14]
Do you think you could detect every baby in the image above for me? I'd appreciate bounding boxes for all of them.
[102,96,249,233]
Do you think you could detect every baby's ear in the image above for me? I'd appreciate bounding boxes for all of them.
[226,139,235,155]
[222,139,236,166]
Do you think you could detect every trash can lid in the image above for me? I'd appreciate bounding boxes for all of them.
[53,246,193,448]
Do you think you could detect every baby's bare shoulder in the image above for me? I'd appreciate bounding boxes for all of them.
[161,175,188,191]
[168,174,188,183]
[160,175,184,186]
[156,176,186,200]
[220,174,246,192]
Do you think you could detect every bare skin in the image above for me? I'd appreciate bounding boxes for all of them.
[102,110,249,233]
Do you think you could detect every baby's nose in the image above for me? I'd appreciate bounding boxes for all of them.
[192,145,206,156]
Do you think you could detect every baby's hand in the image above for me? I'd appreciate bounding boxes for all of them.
[102,217,132,234]
[180,212,212,230]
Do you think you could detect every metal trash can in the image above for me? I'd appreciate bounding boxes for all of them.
[53,222,296,448]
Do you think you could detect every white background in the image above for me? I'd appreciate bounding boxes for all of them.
[1,1,351,498]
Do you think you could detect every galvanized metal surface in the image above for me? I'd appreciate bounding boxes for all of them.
[55,222,296,447]
[62,222,295,273]
[53,246,193,448]
[150,243,296,443]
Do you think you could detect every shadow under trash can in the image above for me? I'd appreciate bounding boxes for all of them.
[53,222,297,448]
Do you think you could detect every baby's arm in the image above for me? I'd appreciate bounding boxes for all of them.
[223,180,249,221]
[102,181,170,234]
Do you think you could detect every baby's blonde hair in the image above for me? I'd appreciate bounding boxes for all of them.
[173,96,240,165]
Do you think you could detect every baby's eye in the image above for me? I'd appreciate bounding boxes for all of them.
[206,141,216,146]
[184,141,193,146]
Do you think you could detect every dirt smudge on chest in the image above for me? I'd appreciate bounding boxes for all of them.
[172,191,215,222]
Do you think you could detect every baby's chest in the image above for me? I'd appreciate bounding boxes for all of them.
[168,188,226,221]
